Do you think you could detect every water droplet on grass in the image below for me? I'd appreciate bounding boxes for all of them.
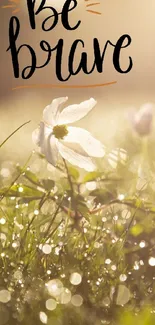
[70,273,82,286]
[0,290,11,303]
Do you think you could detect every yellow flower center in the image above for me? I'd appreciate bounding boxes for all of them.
[53,125,68,140]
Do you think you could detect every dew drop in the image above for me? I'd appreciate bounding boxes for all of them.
[118,194,125,201]
[139,241,146,248]
[46,279,63,297]
[116,285,131,306]
[0,290,11,303]
[134,261,139,270]
[46,298,57,311]
[59,288,71,304]
[39,312,47,324]
[12,242,19,248]
[105,259,111,265]
[0,219,6,225]
[111,265,117,271]
[0,168,10,178]
[148,257,155,266]
[71,295,83,307]
[42,244,52,255]
[70,273,82,286]
[119,274,127,282]
[14,271,22,281]
[47,270,51,275]
[94,242,100,249]
[18,187,23,193]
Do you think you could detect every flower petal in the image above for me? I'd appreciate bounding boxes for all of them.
[64,127,105,157]
[32,127,40,146]
[32,123,59,166]
[43,97,68,126]
[58,98,97,125]
[57,142,96,171]
[45,135,59,166]
[32,122,45,148]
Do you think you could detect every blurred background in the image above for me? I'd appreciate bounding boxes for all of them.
[0,0,155,162]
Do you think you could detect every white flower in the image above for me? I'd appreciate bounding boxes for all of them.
[32,97,105,171]
[128,103,154,136]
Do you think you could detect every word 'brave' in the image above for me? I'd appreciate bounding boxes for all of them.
[7,0,133,80]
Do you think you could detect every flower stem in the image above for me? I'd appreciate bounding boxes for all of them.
[0,120,31,148]
[62,158,78,218]
[138,136,148,178]
[62,158,74,194]
[131,136,149,195]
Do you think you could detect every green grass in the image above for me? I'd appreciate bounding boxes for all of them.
[0,125,155,324]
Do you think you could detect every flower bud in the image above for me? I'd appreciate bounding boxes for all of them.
[129,103,153,136]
